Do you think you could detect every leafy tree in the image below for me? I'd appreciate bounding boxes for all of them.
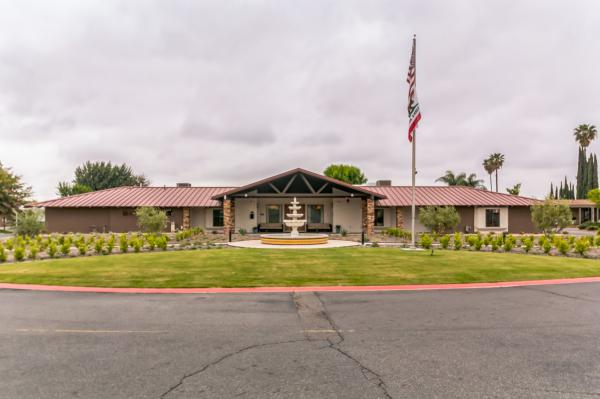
[57,161,149,196]
[436,171,484,188]
[530,199,572,234]
[136,207,168,233]
[418,206,460,234]
[506,183,521,195]
[484,153,505,192]
[587,188,600,207]
[14,209,44,237]
[0,162,32,229]
[323,164,367,185]
[57,182,92,197]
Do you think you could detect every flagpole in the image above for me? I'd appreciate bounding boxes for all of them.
[411,129,416,248]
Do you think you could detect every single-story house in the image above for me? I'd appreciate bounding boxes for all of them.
[33,168,541,234]
[558,199,600,225]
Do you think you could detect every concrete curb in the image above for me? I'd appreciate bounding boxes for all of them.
[2,276,600,294]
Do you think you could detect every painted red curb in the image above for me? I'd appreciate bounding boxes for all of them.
[1,276,600,294]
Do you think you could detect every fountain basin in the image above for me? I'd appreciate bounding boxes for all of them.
[260,233,329,245]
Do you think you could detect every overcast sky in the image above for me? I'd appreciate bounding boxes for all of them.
[1,0,599,200]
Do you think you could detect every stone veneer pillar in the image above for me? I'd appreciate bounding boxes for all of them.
[182,207,190,230]
[395,207,404,229]
[362,198,375,236]
[223,199,235,236]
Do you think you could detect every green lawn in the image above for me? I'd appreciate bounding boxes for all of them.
[1,247,600,288]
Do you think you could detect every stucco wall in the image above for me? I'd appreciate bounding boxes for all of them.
[332,198,362,233]
[507,206,538,233]
[45,207,184,233]
[190,207,206,229]
[234,198,258,232]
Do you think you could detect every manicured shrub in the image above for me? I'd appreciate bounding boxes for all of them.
[453,232,462,250]
[148,234,158,251]
[523,237,533,254]
[131,239,142,253]
[473,237,483,251]
[106,235,115,254]
[371,241,379,247]
[557,239,570,256]
[0,244,6,262]
[60,241,70,256]
[5,238,14,251]
[119,234,128,253]
[58,235,65,245]
[94,237,104,255]
[78,243,87,256]
[542,239,552,254]
[420,234,432,249]
[384,228,411,240]
[28,244,39,260]
[341,229,348,237]
[483,234,491,247]
[491,237,499,252]
[238,228,247,236]
[503,239,514,252]
[466,235,478,247]
[14,246,25,261]
[439,234,450,249]
[157,236,168,251]
[574,237,590,256]
[48,241,58,258]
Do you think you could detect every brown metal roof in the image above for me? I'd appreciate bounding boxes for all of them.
[362,186,539,207]
[33,186,234,208]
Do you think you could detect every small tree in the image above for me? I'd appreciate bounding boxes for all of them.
[323,164,367,184]
[15,209,44,237]
[418,206,460,234]
[136,207,168,233]
[530,199,572,235]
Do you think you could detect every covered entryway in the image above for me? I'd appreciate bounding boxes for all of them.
[211,168,386,236]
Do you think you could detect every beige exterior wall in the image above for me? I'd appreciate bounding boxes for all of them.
[474,207,509,232]
[190,207,206,228]
[235,198,258,232]
[332,198,362,233]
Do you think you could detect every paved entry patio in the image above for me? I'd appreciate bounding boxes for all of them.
[228,239,360,249]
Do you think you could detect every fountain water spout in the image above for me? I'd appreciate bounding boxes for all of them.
[283,197,306,237]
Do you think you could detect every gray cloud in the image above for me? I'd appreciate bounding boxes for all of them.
[0,0,599,199]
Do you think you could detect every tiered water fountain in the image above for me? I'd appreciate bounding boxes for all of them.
[260,197,329,245]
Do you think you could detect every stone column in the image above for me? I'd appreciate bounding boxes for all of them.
[223,199,235,237]
[395,207,404,229]
[182,207,190,230]
[362,198,375,236]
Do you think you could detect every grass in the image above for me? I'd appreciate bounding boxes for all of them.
[1,247,600,288]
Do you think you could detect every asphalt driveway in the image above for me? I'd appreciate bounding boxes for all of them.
[1,283,600,398]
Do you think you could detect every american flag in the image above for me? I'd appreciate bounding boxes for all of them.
[406,35,421,142]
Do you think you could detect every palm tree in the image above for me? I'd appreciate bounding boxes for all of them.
[436,171,484,188]
[574,124,598,149]
[464,173,485,189]
[485,153,505,192]
[483,158,494,191]
[436,170,465,186]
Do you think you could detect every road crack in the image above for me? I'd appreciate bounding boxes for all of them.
[293,292,393,399]
[160,339,305,398]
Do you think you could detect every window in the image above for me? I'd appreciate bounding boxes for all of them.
[212,208,224,227]
[485,209,500,227]
[122,209,135,216]
[308,205,324,224]
[266,205,281,223]
[375,208,385,226]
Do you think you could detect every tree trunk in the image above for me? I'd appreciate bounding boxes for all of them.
[489,174,492,191]
[495,170,498,192]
